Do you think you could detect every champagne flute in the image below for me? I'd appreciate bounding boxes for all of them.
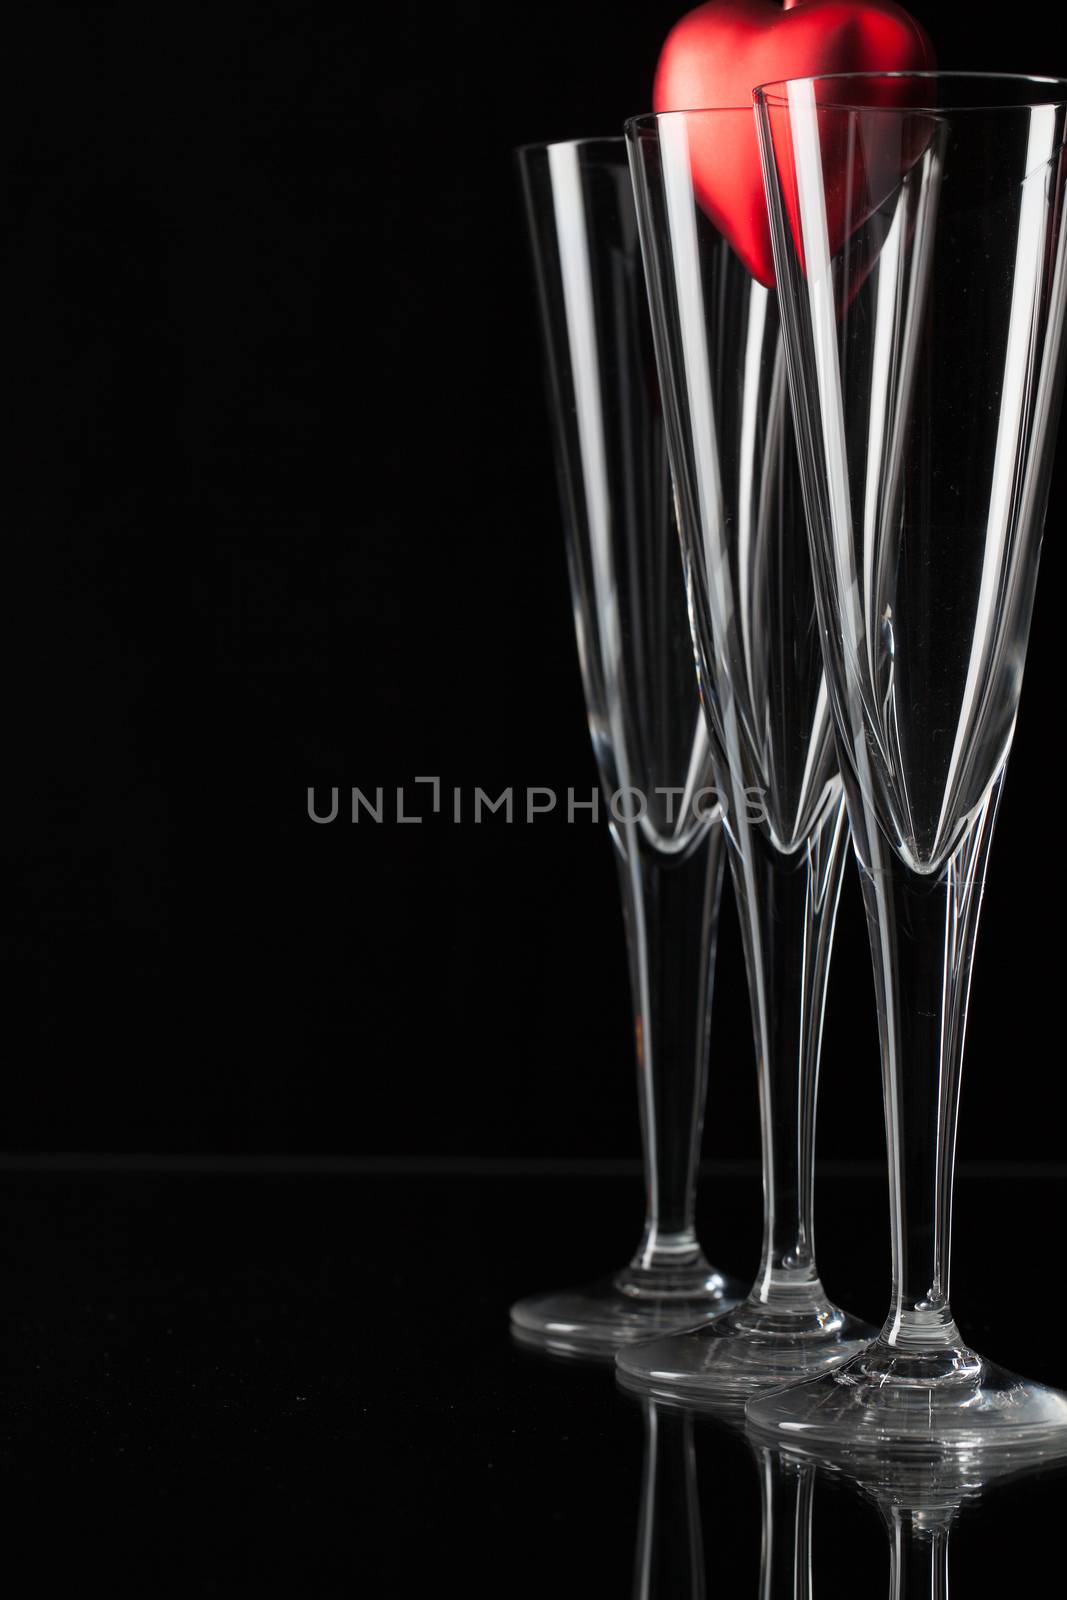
[750,70,1067,1451]
[617,108,874,1400]
[510,137,743,1358]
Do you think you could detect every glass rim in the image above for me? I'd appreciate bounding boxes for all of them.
[625,108,752,136]
[752,70,1067,114]
[515,134,625,158]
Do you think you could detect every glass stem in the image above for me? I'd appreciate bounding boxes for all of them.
[887,1511,951,1600]
[852,778,1002,1360]
[613,821,725,1279]
[730,794,849,1310]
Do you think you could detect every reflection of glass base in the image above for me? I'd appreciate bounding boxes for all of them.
[770,1436,1067,1522]
[615,1292,876,1402]
[509,1265,745,1361]
[746,1346,1067,1458]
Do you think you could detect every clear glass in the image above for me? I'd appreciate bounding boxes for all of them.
[749,71,1067,1451]
[617,109,873,1399]
[509,138,743,1357]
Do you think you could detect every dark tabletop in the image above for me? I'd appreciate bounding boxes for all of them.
[1,1163,1062,1593]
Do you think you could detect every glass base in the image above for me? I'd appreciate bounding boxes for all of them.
[615,1287,876,1402]
[509,1264,745,1360]
[746,1343,1067,1458]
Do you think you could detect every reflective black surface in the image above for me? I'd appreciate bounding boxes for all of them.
[1,1165,1063,1591]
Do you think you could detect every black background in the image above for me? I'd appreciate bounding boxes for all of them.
[5,10,1067,1592]
[4,0,1063,1165]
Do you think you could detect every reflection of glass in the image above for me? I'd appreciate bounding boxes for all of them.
[793,1443,1067,1600]
[749,71,1067,1452]
[632,1396,817,1599]
[753,1444,816,1600]
[629,1396,1067,1599]
[633,1400,706,1600]
[617,108,873,1399]
[510,138,742,1358]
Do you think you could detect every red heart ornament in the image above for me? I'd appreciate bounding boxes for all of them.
[654,0,935,285]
